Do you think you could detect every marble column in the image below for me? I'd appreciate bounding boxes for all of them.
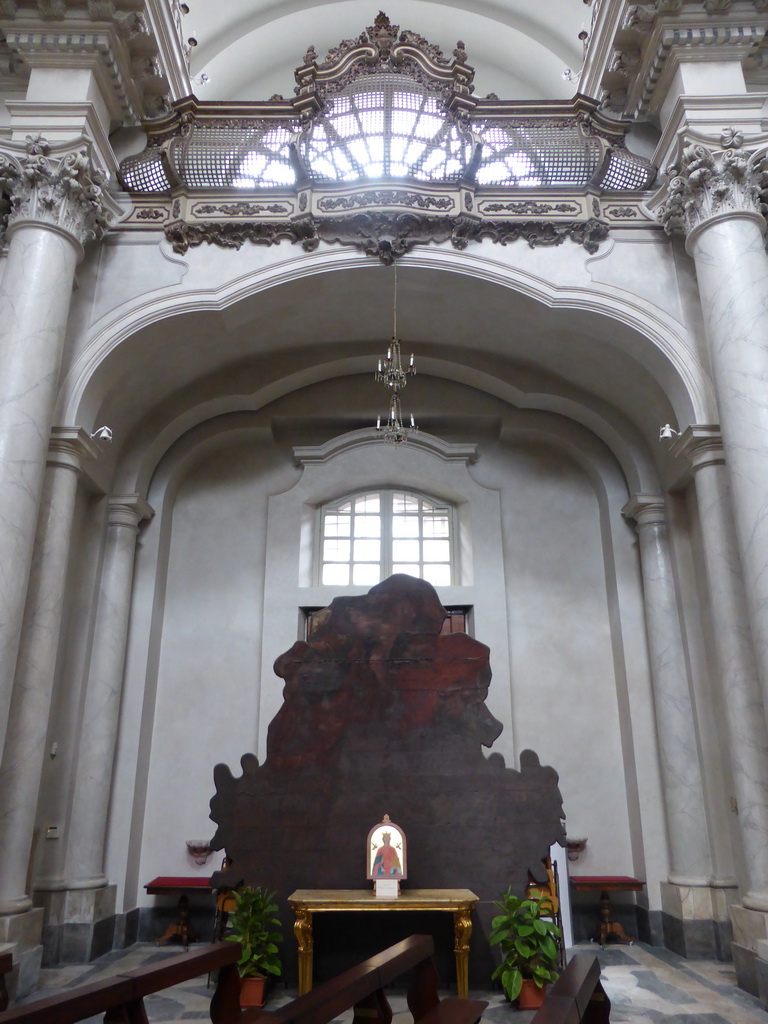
[64,494,153,891]
[0,136,120,755]
[0,429,98,916]
[658,137,768,748]
[672,427,768,912]
[622,495,712,886]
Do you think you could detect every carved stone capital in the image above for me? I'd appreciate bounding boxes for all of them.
[669,424,725,471]
[107,493,154,529]
[0,134,123,249]
[47,427,100,474]
[622,493,667,527]
[655,137,768,239]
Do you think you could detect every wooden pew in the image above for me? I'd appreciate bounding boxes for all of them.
[0,941,241,1024]
[241,934,487,1024]
[530,953,610,1024]
[0,933,486,1024]
[0,952,13,1012]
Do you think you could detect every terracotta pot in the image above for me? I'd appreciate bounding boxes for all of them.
[240,975,268,1008]
[515,978,546,1010]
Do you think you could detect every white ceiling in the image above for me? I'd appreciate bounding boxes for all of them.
[186,0,589,102]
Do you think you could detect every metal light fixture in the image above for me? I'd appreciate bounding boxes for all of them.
[375,267,418,445]
[659,424,680,441]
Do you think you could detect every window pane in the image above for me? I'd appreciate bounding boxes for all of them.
[354,538,380,561]
[393,564,420,577]
[392,539,420,562]
[423,514,449,537]
[423,539,450,562]
[325,514,351,537]
[393,492,419,514]
[323,563,350,586]
[392,515,419,537]
[353,563,381,585]
[354,515,381,538]
[423,563,451,586]
[324,538,350,561]
[355,493,380,513]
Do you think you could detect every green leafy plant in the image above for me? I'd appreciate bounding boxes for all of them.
[489,887,561,1002]
[225,886,283,980]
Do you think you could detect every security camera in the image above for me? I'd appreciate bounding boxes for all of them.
[90,426,113,442]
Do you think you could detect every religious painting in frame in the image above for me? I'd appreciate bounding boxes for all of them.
[367,814,407,881]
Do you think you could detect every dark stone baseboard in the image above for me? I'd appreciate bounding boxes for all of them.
[661,912,732,961]
[43,916,117,965]
[732,942,758,996]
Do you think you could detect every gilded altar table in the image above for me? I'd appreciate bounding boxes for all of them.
[287,888,479,998]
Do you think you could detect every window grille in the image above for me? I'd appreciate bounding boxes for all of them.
[302,73,471,183]
[472,122,601,187]
[600,148,656,191]
[174,124,296,188]
[119,149,173,193]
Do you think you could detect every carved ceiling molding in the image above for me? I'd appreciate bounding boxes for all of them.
[0,1,175,119]
[592,0,768,116]
[164,209,610,264]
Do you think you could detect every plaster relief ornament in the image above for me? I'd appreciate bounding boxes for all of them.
[657,136,768,238]
[0,134,122,249]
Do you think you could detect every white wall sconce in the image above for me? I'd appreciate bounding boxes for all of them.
[659,424,680,441]
[90,426,112,442]
[186,839,212,865]
[565,835,588,861]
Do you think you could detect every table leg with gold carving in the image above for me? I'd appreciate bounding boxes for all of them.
[294,907,314,995]
[453,907,472,999]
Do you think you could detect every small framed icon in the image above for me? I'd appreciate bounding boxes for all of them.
[367,814,407,883]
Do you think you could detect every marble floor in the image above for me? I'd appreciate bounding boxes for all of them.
[14,942,768,1023]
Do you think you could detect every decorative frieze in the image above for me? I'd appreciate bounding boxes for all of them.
[0,134,122,249]
[657,133,768,238]
[165,210,610,263]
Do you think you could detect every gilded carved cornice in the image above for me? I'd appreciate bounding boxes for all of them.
[0,134,123,250]
[654,129,768,239]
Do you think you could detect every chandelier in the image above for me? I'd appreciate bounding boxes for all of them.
[375,268,418,445]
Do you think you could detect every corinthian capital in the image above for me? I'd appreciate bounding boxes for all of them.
[0,134,123,250]
[656,133,768,238]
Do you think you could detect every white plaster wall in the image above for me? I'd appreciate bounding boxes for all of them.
[113,387,663,908]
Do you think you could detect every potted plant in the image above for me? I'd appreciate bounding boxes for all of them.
[489,887,561,1010]
[225,885,283,1007]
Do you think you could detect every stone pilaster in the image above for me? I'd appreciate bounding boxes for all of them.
[39,495,153,963]
[622,494,714,953]
[0,136,120,760]
[672,427,768,913]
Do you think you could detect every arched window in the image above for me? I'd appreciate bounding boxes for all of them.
[320,490,454,587]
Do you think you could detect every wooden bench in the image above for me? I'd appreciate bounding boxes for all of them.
[530,953,610,1024]
[0,941,241,1023]
[240,934,487,1024]
[0,951,13,1012]
[0,933,485,1024]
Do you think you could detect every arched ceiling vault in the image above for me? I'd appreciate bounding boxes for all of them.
[65,263,704,498]
[188,1,587,104]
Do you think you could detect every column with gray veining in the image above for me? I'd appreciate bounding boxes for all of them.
[622,495,712,886]
[0,137,120,756]
[63,495,153,891]
[0,429,98,916]
[658,137,768,752]
[672,426,768,912]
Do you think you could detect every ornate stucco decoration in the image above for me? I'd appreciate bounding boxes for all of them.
[654,129,768,239]
[116,12,657,262]
[583,0,768,117]
[0,134,123,250]
[0,0,186,119]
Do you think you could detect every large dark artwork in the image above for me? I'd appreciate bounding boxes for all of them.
[209,574,565,983]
